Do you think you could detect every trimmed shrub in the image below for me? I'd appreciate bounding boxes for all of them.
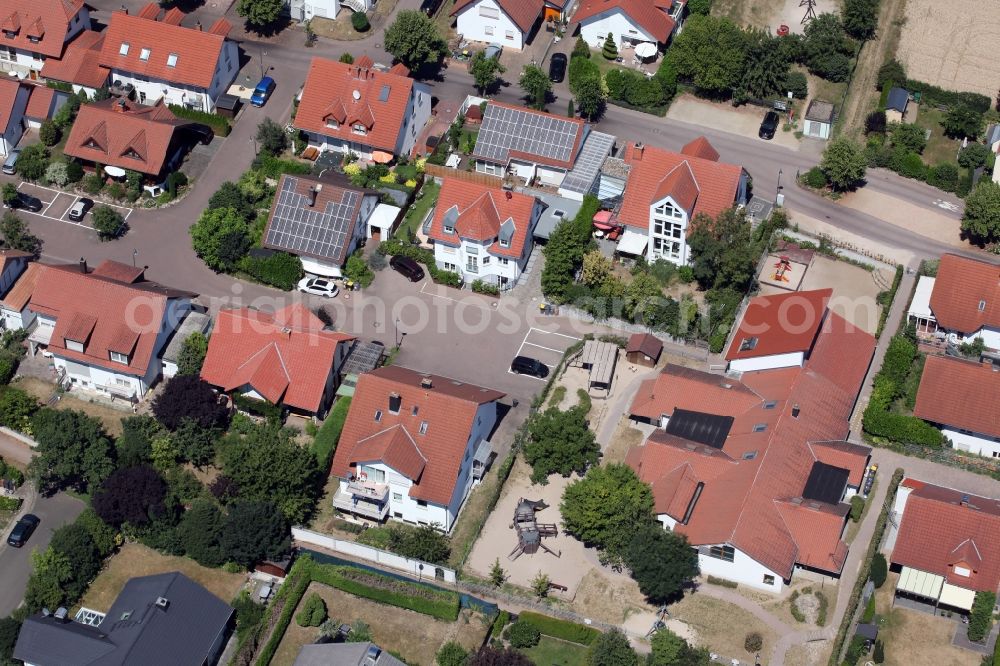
[865,111,887,135]
[351,11,370,31]
[167,105,231,136]
[744,632,763,653]
[471,279,499,296]
[927,162,959,192]
[871,553,887,588]
[903,79,990,113]
[506,621,541,648]
[849,495,865,521]
[968,591,996,642]
[253,154,312,179]
[237,251,303,291]
[92,205,126,240]
[295,592,326,627]
[312,397,350,468]
[39,120,60,147]
[517,611,600,645]
[803,166,828,189]
[783,71,808,99]
[601,33,618,60]
[861,595,876,623]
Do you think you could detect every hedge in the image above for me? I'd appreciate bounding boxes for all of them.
[253,558,313,666]
[968,591,996,642]
[310,563,460,621]
[168,105,231,137]
[902,79,991,113]
[0,495,22,511]
[312,397,350,469]
[232,393,283,422]
[517,611,601,645]
[253,154,312,179]
[237,251,304,291]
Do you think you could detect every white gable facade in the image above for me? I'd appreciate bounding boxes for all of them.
[454,0,526,50]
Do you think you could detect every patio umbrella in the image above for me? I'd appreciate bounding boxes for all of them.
[371,151,394,164]
[634,42,657,60]
[104,166,127,178]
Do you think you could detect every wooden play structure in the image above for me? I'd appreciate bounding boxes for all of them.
[772,256,793,283]
[508,498,560,560]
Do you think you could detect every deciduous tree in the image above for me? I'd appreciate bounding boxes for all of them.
[28,408,114,493]
[236,0,283,28]
[437,641,469,666]
[667,15,746,96]
[218,499,291,567]
[625,525,699,604]
[152,375,229,431]
[470,50,506,94]
[842,0,879,40]
[469,648,533,666]
[116,415,164,468]
[0,211,41,256]
[190,207,252,272]
[92,205,126,240]
[92,464,168,528]
[256,118,288,156]
[820,136,867,190]
[523,405,600,483]
[384,11,447,72]
[49,522,101,600]
[961,180,1000,244]
[588,628,638,666]
[177,332,209,376]
[942,105,984,139]
[739,30,790,99]
[23,547,73,613]
[179,498,225,567]
[519,64,551,110]
[801,13,854,81]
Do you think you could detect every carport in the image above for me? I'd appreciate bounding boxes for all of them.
[575,340,618,397]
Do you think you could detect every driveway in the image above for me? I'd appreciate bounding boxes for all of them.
[13,183,133,232]
[0,491,86,617]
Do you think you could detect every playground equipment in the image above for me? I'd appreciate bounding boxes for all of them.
[772,256,793,283]
[508,498,560,560]
[800,0,817,23]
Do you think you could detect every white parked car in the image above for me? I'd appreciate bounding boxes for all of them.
[297,277,339,298]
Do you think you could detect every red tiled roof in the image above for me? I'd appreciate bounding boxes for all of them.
[626,332,662,360]
[892,482,1000,593]
[1,261,39,312]
[348,425,427,481]
[330,366,505,504]
[653,162,699,213]
[426,178,537,259]
[199,304,354,414]
[913,354,1000,439]
[40,30,110,89]
[99,8,229,89]
[618,141,742,231]
[28,261,190,377]
[681,136,720,161]
[294,57,416,154]
[726,289,832,361]
[928,254,1000,335]
[0,78,21,133]
[572,0,676,43]
[451,0,546,35]
[627,312,875,578]
[64,97,184,176]
[23,85,55,121]
[0,0,85,58]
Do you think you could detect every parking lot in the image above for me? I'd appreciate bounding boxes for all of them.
[511,327,582,380]
[15,183,133,229]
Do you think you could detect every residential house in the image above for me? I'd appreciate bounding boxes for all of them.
[40,30,110,95]
[425,177,543,289]
[21,259,195,401]
[329,366,505,531]
[288,0,373,23]
[450,0,565,51]
[295,643,405,666]
[0,77,29,155]
[200,304,355,419]
[63,97,197,183]
[0,0,90,77]
[890,478,1000,611]
[626,306,876,592]
[262,173,393,278]
[574,0,684,50]
[294,56,431,160]
[471,101,616,200]
[14,572,234,666]
[803,100,834,140]
[725,289,833,373]
[98,4,238,112]
[906,253,1000,349]
[160,309,210,378]
[885,87,910,123]
[605,138,748,264]
[912,354,1000,458]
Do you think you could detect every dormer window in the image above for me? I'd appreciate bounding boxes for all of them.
[444,222,454,233]
[752,423,767,433]
[27,35,38,43]
[166,53,178,67]
[2,31,14,39]
[325,118,339,129]
[499,237,510,248]
[739,336,758,352]
[352,123,367,135]
[954,565,971,577]
[139,47,150,61]
[119,42,129,56]
[64,338,84,353]
[110,350,130,364]
[123,149,141,160]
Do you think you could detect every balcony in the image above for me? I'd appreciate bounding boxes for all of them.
[345,479,389,502]
[332,487,389,521]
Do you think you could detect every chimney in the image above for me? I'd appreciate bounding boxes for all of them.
[120,4,127,13]
[155,596,169,610]
[388,392,401,414]
[308,186,317,207]
[79,257,87,273]
[633,142,644,160]
[195,20,202,30]
[791,403,800,418]
[420,376,433,389]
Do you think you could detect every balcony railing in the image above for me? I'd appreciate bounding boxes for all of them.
[345,480,389,502]
[332,487,389,521]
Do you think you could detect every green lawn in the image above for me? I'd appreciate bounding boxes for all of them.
[521,637,590,666]
[395,179,439,240]
[804,70,848,108]
[913,107,961,166]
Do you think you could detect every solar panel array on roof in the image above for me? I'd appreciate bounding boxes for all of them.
[664,408,734,449]
[561,131,615,194]
[265,178,359,261]
[802,461,850,504]
[474,105,582,164]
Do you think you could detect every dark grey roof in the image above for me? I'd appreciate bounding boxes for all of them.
[802,461,849,504]
[499,218,515,245]
[986,124,1000,146]
[473,103,586,166]
[340,340,386,377]
[14,572,233,666]
[805,99,835,123]
[855,623,878,641]
[162,310,211,364]
[664,408,734,449]
[886,87,909,112]
[294,642,408,666]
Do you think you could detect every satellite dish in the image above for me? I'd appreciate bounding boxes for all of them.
[352,90,361,101]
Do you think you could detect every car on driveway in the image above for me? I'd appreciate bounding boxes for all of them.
[7,514,39,548]
[484,44,502,61]
[759,111,780,140]
[389,255,425,282]
[298,276,339,298]
[511,355,549,378]
[67,197,94,222]
[548,53,567,82]
[251,76,276,107]
[2,150,19,175]
[6,192,42,213]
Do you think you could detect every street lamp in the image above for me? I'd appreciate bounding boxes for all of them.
[132,248,138,268]
[776,168,783,197]
[259,46,267,79]
[250,136,258,156]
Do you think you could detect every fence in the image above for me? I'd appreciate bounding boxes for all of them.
[424,163,502,187]
[0,426,37,448]
[291,526,457,583]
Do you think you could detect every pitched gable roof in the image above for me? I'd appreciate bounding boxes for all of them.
[928,254,1000,335]
[572,0,677,43]
[294,57,417,154]
[426,178,537,258]
[892,482,1000,592]
[473,102,588,169]
[629,363,761,422]
[99,6,230,88]
[0,0,85,58]
[618,140,742,231]
[654,162,700,213]
[0,78,22,134]
[330,366,505,504]
[681,136,719,161]
[23,84,56,121]
[450,0,547,34]
[200,304,354,414]
[726,289,832,361]
[913,354,1000,439]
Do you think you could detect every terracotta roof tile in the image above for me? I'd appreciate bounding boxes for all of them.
[23,85,55,121]
[294,57,416,154]
[200,305,354,414]
[99,10,228,89]
[928,254,1000,335]
[726,289,832,361]
[809,441,870,486]
[892,482,1000,592]
[426,178,537,258]
[330,366,505,504]
[913,354,1000,439]
[618,141,742,231]
[1,261,39,311]
[348,425,427,481]
[681,136,719,161]
[653,162,699,213]
[573,0,676,42]
[628,363,760,422]
[0,0,85,58]
[450,0,546,34]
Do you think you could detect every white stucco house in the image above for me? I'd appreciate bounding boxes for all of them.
[913,354,1000,458]
[330,366,505,532]
[294,56,431,161]
[0,0,90,78]
[18,259,196,401]
[450,0,564,51]
[425,178,542,290]
[574,0,684,50]
[98,4,238,113]
[288,0,374,23]
[908,254,1000,351]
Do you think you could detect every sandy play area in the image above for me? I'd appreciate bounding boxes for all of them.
[713,0,839,34]
[896,0,1000,98]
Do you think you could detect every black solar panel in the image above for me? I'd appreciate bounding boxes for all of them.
[802,462,849,504]
[474,104,581,164]
[664,408,734,449]
[264,177,360,261]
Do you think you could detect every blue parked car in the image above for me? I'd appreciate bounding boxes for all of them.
[251,76,276,107]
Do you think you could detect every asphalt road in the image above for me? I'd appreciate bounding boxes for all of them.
[0,491,86,617]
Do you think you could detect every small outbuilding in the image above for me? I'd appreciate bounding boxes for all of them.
[626,333,663,367]
[577,339,619,396]
[885,87,910,123]
[803,100,835,140]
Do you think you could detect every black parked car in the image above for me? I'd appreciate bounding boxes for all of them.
[548,53,567,83]
[7,192,42,213]
[7,513,40,547]
[511,355,549,378]
[758,111,780,140]
[390,255,425,282]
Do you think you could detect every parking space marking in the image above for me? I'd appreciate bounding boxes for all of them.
[526,327,580,340]
[508,327,582,380]
[520,341,566,354]
[15,182,133,228]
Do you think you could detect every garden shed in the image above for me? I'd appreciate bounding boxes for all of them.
[626,333,662,367]
[803,100,834,140]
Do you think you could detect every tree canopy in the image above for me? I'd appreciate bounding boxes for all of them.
[116,415,164,468]
[384,11,447,72]
[190,206,252,272]
[687,208,756,292]
[519,64,551,110]
[470,51,506,94]
[49,521,102,601]
[961,180,1000,244]
[523,405,600,483]
[152,375,229,431]
[236,0,283,28]
[588,628,639,666]
[469,647,534,666]
[92,464,169,528]
[178,497,225,567]
[820,136,867,190]
[28,408,114,493]
[739,30,790,100]
[625,525,699,604]
[649,629,711,666]
[801,13,854,81]
[842,0,879,40]
[667,15,746,96]
[177,332,209,376]
[218,500,291,567]
[0,211,41,256]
